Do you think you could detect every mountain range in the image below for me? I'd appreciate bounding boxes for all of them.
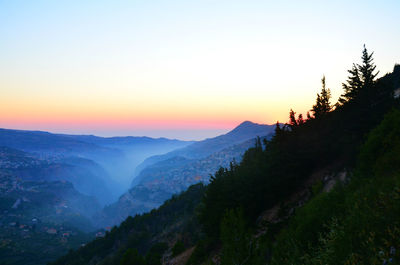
[98,121,275,226]
[0,121,276,264]
[0,121,274,228]
[0,129,192,203]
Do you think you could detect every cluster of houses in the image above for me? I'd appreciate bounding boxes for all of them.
[42,224,77,239]
[95,226,112,238]
[2,217,40,239]
[1,215,78,242]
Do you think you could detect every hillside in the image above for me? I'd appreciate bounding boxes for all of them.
[61,134,194,188]
[51,52,400,265]
[0,170,101,264]
[49,184,206,265]
[0,146,103,224]
[132,121,275,184]
[269,108,400,264]
[0,146,112,264]
[99,123,275,227]
[0,146,114,206]
[0,177,99,265]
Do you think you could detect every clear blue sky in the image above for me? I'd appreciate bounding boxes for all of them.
[1,0,399,140]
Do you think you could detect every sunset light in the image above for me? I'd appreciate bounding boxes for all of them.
[1,1,399,139]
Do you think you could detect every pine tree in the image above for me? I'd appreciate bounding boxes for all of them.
[289,109,298,129]
[288,109,307,129]
[339,45,378,105]
[273,121,284,143]
[120,248,145,265]
[220,208,256,265]
[312,76,332,118]
[297,113,305,125]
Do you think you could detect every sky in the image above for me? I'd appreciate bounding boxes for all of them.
[1,0,399,140]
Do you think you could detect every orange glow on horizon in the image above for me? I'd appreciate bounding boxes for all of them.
[0,94,294,133]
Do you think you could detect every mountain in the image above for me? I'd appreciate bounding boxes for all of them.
[0,146,102,219]
[132,121,275,180]
[0,129,193,200]
[0,129,104,154]
[0,146,114,205]
[99,122,275,226]
[61,134,194,189]
[162,120,274,159]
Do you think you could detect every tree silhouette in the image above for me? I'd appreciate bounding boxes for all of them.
[312,76,332,118]
[288,109,298,129]
[339,45,378,105]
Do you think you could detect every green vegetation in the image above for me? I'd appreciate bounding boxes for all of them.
[172,241,185,257]
[219,208,262,265]
[270,108,400,264]
[0,226,92,265]
[120,248,145,265]
[0,176,96,265]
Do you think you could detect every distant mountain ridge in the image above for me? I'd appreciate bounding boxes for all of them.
[132,121,274,185]
[60,134,188,147]
[0,122,276,228]
[171,120,273,158]
[0,128,193,200]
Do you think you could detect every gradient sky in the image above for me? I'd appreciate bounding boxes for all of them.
[1,0,399,140]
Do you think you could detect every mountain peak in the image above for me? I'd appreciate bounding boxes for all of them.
[236,120,258,128]
[224,121,275,140]
[230,121,264,133]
